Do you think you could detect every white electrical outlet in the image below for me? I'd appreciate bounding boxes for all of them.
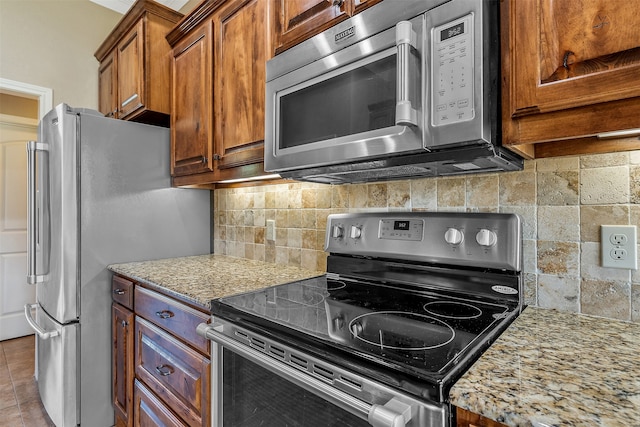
[601,225,638,270]
[266,219,276,242]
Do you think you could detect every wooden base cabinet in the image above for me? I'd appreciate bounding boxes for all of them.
[456,407,508,427]
[501,0,640,158]
[135,379,187,427]
[112,275,135,427]
[111,274,211,427]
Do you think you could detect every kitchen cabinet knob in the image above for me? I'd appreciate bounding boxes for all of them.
[155,364,174,376]
[212,154,221,161]
[113,288,126,295]
[155,310,175,319]
[121,320,128,327]
[330,0,344,6]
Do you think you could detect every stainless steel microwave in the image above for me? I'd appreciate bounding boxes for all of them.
[264,0,522,184]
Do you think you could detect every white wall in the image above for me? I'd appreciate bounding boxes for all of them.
[0,0,122,109]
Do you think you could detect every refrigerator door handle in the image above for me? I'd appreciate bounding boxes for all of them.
[24,303,59,339]
[26,140,49,285]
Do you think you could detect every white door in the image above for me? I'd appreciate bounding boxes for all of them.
[0,113,37,340]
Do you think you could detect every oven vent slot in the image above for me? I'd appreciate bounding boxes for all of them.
[290,354,308,369]
[268,345,286,359]
[250,337,266,351]
[312,364,334,381]
[339,375,363,390]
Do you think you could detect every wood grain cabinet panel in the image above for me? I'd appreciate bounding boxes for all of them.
[170,20,215,177]
[113,300,134,427]
[213,0,270,171]
[456,407,508,427]
[135,317,210,427]
[501,0,640,157]
[134,286,210,355]
[271,0,382,54]
[95,0,183,126]
[98,51,118,119]
[134,379,187,427]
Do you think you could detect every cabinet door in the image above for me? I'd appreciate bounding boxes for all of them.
[118,20,145,119]
[503,0,640,152]
[98,51,118,118]
[273,0,349,54]
[351,0,382,16]
[135,317,210,427]
[113,303,134,427]
[213,0,270,170]
[134,379,186,427]
[456,407,508,427]
[170,20,215,177]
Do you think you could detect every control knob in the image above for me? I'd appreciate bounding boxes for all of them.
[331,225,344,238]
[350,225,362,239]
[444,228,464,245]
[476,229,497,247]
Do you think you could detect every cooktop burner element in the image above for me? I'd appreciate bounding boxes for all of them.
[423,301,483,320]
[211,212,524,403]
[349,311,455,351]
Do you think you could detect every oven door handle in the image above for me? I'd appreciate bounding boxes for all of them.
[395,20,419,127]
[197,324,413,427]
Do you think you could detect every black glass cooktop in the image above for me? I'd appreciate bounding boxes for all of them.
[212,274,516,381]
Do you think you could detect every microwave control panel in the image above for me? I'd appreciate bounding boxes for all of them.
[432,13,474,126]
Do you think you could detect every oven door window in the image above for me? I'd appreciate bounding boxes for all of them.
[278,51,398,150]
[221,348,369,427]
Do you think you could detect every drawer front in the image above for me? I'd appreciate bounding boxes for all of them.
[134,379,187,427]
[112,275,134,310]
[135,317,210,427]
[135,286,210,355]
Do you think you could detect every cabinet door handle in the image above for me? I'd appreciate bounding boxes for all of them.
[113,288,126,295]
[155,364,174,376]
[155,310,174,319]
[121,320,129,327]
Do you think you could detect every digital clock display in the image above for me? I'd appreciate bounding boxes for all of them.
[440,22,464,41]
[394,221,410,231]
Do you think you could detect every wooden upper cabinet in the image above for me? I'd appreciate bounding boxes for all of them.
[95,0,183,126]
[117,21,145,119]
[170,21,215,177]
[272,0,382,54]
[213,0,270,171]
[98,51,117,119]
[502,0,640,158]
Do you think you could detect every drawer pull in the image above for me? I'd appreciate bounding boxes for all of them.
[113,288,126,295]
[155,364,174,376]
[155,310,175,319]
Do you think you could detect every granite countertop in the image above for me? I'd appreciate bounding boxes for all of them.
[108,254,324,310]
[450,306,640,427]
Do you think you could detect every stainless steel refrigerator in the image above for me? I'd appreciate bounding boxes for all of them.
[23,104,211,427]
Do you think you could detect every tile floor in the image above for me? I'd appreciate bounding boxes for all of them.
[0,335,54,427]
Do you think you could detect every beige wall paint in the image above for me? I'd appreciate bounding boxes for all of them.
[0,0,121,109]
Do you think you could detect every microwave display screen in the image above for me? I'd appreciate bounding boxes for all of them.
[278,54,397,149]
[440,22,465,41]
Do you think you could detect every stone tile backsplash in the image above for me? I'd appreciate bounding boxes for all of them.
[213,150,640,322]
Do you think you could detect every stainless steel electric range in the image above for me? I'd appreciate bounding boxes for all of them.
[198,212,523,427]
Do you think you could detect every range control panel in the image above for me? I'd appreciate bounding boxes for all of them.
[325,212,522,271]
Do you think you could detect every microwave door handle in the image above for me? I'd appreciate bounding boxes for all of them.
[395,21,418,127]
[26,140,49,285]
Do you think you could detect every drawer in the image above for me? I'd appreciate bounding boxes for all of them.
[134,286,210,355]
[134,379,187,427]
[135,316,210,427]
[112,275,134,310]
